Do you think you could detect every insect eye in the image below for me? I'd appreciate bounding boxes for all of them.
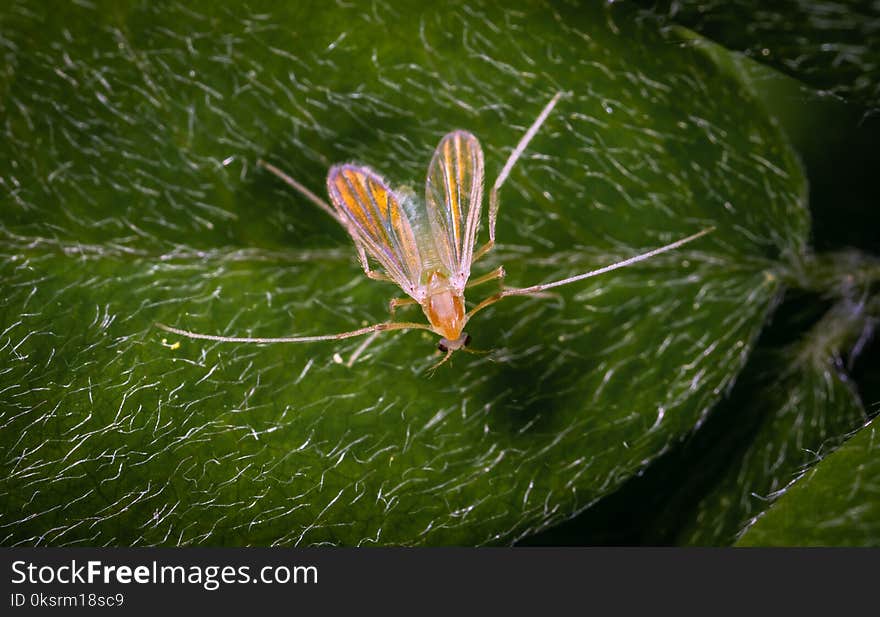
[437,342,448,353]
[464,335,472,347]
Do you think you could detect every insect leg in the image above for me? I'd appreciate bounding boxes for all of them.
[347,296,422,365]
[351,244,395,282]
[389,296,418,316]
[487,91,568,245]
[346,297,419,366]
[465,266,506,290]
[471,239,495,263]
[464,292,506,323]
[465,228,715,323]
[155,320,432,344]
[367,271,396,282]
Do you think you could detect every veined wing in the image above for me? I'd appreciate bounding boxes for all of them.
[425,130,485,289]
[327,164,426,296]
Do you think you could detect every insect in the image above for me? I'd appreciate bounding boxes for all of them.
[158,92,713,367]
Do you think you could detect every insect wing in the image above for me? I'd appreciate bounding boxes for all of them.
[425,130,485,288]
[327,164,424,294]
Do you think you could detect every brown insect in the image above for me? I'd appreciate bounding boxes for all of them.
[158,92,713,367]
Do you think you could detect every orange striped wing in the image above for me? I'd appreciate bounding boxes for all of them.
[424,130,485,290]
[327,164,426,296]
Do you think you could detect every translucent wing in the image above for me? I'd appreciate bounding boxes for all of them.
[327,164,426,296]
[425,130,485,289]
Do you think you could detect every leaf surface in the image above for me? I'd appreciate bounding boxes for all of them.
[641,0,880,108]
[0,1,806,545]
[738,416,880,546]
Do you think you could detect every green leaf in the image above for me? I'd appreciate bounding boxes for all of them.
[641,0,880,109]
[520,290,873,546]
[737,415,880,546]
[519,41,880,547]
[1,1,807,545]
[675,298,870,545]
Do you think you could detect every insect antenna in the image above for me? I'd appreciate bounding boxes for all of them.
[509,227,714,296]
[258,159,339,221]
[155,321,431,344]
[466,227,715,322]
